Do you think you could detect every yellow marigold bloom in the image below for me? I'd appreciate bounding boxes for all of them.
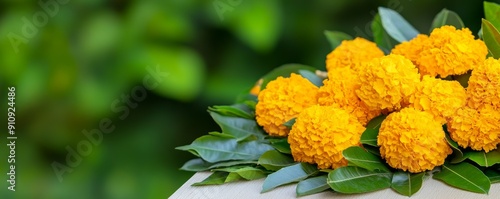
[391,34,430,64]
[378,108,452,173]
[447,106,500,152]
[408,76,466,124]
[249,79,263,96]
[467,57,500,110]
[356,54,420,112]
[255,74,318,137]
[416,26,487,78]
[326,37,384,76]
[288,105,365,169]
[317,67,380,125]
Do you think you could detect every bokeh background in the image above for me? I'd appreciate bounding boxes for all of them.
[0,0,495,198]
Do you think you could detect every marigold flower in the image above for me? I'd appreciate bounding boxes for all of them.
[391,34,430,64]
[408,76,466,124]
[317,67,380,125]
[447,106,500,152]
[467,57,500,110]
[356,54,420,112]
[416,26,487,78]
[326,37,384,76]
[288,105,365,169]
[255,74,318,137]
[378,108,452,173]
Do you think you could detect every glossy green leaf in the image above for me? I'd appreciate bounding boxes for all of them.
[444,127,465,164]
[192,172,229,186]
[372,14,396,53]
[430,8,464,31]
[269,138,291,154]
[299,70,323,87]
[324,30,353,50]
[327,166,392,194]
[208,104,254,119]
[261,64,317,89]
[466,148,500,167]
[433,162,491,194]
[296,175,330,197]
[484,169,500,183]
[176,135,274,163]
[261,163,318,193]
[391,171,425,196]
[180,158,258,172]
[283,118,296,129]
[378,7,419,42]
[482,19,500,59]
[209,112,265,141]
[258,150,295,171]
[365,114,387,129]
[484,1,500,30]
[363,145,381,157]
[360,128,379,147]
[342,146,389,172]
[213,166,267,180]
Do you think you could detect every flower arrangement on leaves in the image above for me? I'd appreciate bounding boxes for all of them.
[177,3,500,197]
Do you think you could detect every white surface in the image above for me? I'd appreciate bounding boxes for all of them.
[170,172,500,199]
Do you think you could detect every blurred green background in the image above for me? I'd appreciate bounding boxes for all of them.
[0,0,494,198]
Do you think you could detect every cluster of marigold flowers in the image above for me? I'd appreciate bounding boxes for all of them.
[253,25,500,173]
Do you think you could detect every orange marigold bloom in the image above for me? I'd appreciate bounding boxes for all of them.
[391,34,430,64]
[378,108,452,173]
[467,57,500,110]
[447,106,500,152]
[416,26,487,78]
[317,67,380,125]
[326,37,384,76]
[356,54,420,112]
[288,105,365,169]
[408,76,466,124]
[255,74,318,137]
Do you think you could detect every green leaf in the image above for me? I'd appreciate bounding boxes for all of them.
[324,30,353,50]
[261,163,318,193]
[482,19,500,59]
[391,171,425,196]
[299,70,323,87]
[213,166,267,180]
[365,114,387,129]
[269,138,291,154]
[484,1,500,30]
[360,129,379,147]
[208,104,254,119]
[261,64,317,89]
[378,7,419,42]
[444,127,465,164]
[209,112,265,141]
[372,14,396,53]
[192,172,229,186]
[327,166,392,194]
[433,162,491,194]
[466,148,500,167]
[452,71,471,88]
[360,114,386,147]
[180,158,258,172]
[258,150,295,171]
[342,146,389,172]
[484,169,500,183]
[363,145,381,156]
[283,118,296,129]
[430,8,464,31]
[176,135,274,163]
[296,175,330,197]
